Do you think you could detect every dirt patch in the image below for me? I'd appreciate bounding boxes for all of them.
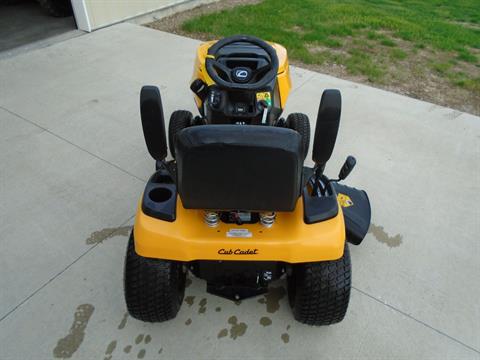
[146,0,479,115]
[304,33,480,115]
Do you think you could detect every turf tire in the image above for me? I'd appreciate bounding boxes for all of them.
[168,110,192,159]
[124,232,186,322]
[287,243,351,325]
[286,113,310,160]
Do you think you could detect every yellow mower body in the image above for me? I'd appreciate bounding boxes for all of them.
[126,35,371,324]
[134,196,345,263]
[134,39,345,264]
[192,40,292,111]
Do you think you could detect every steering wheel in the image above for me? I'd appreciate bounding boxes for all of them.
[205,35,279,90]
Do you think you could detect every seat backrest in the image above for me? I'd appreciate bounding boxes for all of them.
[175,125,303,212]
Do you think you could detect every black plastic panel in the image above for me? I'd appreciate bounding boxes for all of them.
[191,260,284,300]
[332,183,371,245]
[302,186,339,224]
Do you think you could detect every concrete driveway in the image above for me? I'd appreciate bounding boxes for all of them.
[0,23,479,360]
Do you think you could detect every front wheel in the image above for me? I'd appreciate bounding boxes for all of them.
[124,232,186,322]
[287,243,351,325]
[168,110,192,159]
[286,113,310,160]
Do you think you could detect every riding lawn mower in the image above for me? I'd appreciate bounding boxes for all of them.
[124,35,371,326]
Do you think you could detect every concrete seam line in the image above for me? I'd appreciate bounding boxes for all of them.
[352,286,480,354]
[0,106,147,183]
[0,214,135,324]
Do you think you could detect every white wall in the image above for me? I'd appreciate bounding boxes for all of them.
[72,0,195,32]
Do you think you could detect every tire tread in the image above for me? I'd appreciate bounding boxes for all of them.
[286,113,310,160]
[124,233,185,322]
[289,244,351,325]
[168,110,192,159]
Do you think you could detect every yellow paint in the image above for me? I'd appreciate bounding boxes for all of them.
[191,40,291,109]
[337,193,354,208]
[134,197,345,263]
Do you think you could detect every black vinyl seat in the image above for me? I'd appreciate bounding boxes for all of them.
[175,125,303,211]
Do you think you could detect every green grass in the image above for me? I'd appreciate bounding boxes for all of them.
[380,38,396,47]
[390,48,408,60]
[181,0,480,93]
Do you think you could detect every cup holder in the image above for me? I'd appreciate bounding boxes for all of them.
[149,187,173,203]
[143,172,177,222]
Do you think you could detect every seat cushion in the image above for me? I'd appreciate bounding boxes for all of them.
[175,125,303,211]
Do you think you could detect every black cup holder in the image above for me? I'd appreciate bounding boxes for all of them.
[149,187,173,203]
[142,170,177,222]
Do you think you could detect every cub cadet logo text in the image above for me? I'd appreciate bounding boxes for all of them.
[218,248,259,255]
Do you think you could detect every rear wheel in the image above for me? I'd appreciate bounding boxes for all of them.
[286,113,310,160]
[287,243,351,325]
[124,232,186,322]
[168,110,192,159]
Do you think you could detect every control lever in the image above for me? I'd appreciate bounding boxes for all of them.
[190,79,208,101]
[209,90,222,110]
[338,156,356,180]
[258,100,269,125]
[312,156,357,196]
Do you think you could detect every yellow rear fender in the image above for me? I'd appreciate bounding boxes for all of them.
[134,196,345,263]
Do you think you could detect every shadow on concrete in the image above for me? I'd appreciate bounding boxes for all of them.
[0,0,76,52]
